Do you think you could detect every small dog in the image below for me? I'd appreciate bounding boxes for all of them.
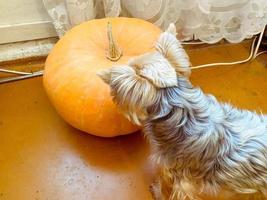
[98,24,267,200]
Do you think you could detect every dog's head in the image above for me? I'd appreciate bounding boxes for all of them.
[97,24,191,125]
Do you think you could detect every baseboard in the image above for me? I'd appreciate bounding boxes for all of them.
[0,38,57,63]
[0,21,57,44]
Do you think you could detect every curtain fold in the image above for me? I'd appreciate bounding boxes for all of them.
[43,0,267,43]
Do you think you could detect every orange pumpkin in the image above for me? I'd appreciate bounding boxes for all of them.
[43,17,162,137]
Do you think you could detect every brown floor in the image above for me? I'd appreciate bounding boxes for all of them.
[0,42,267,200]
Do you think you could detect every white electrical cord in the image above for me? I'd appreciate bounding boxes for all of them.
[0,68,32,75]
[0,70,44,84]
[253,27,266,59]
[190,30,267,70]
[255,50,267,57]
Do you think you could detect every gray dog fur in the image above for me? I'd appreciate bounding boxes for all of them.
[98,24,267,200]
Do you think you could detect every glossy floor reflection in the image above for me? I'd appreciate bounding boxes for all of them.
[0,43,267,200]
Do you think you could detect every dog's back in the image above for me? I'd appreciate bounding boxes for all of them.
[214,101,267,195]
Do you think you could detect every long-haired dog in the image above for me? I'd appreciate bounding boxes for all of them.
[97,24,267,200]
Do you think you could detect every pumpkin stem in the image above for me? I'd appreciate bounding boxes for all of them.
[106,22,122,61]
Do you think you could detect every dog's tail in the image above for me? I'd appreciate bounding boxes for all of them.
[155,23,191,77]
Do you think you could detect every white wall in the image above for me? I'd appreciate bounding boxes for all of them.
[0,0,57,44]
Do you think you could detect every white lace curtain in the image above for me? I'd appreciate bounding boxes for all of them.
[43,0,267,43]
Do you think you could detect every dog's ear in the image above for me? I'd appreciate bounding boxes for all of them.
[165,23,177,36]
[156,24,191,77]
[128,52,177,88]
[97,68,112,84]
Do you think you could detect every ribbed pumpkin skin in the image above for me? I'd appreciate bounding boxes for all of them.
[43,17,161,137]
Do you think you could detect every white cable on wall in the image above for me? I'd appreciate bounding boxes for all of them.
[190,29,266,70]
[191,37,257,69]
[253,27,266,59]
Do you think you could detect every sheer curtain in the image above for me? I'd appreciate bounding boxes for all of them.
[43,0,267,43]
